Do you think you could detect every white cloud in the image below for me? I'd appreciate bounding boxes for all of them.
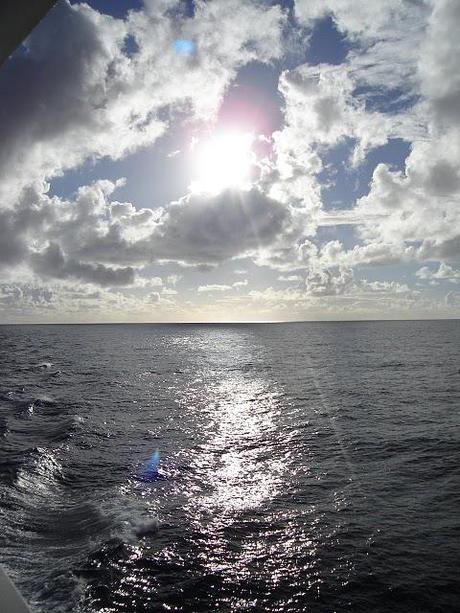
[303,1,460,278]
[148,291,161,303]
[294,0,429,89]
[295,0,412,37]
[276,63,407,164]
[259,1,428,276]
[136,276,163,287]
[166,274,182,286]
[278,274,302,282]
[162,287,178,296]
[445,290,460,308]
[416,262,460,283]
[244,274,422,321]
[197,284,233,293]
[304,266,354,296]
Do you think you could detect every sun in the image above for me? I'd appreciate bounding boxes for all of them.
[190,131,255,195]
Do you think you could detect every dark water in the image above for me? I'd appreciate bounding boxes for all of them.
[0,321,459,612]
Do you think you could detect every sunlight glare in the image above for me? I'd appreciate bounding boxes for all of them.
[190,131,255,195]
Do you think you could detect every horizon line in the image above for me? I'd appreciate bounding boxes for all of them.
[0,317,459,326]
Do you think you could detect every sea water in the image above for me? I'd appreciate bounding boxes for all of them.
[0,321,459,612]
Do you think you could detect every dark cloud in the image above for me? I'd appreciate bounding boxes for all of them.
[0,1,135,205]
[32,243,136,286]
[151,188,290,264]
[421,0,460,127]
[0,210,26,266]
[419,237,460,261]
[46,185,292,269]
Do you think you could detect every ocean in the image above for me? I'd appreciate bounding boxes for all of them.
[0,321,459,612]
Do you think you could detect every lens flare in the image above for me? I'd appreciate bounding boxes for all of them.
[137,449,160,481]
[173,39,195,56]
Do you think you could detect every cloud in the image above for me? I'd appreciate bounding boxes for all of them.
[150,188,291,265]
[197,284,232,293]
[274,0,460,283]
[278,274,302,282]
[419,0,460,127]
[304,266,354,296]
[166,274,182,286]
[0,283,54,308]
[0,0,298,300]
[359,280,413,295]
[247,274,416,312]
[32,243,136,286]
[0,179,143,286]
[0,181,57,270]
[416,262,460,283]
[136,276,163,288]
[272,50,425,187]
[294,0,428,89]
[0,2,135,207]
[0,273,187,322]
[277,64,398,161]
[445,290,460,308]
[249,286,305,303]
[0,176,303,287]
[353,149,460,265]
[328,1,460,273]
[261,2,428,268]
[295,0,411,37]
[0,209,27,267]
[162,287,178,296]
[148,291,161,303]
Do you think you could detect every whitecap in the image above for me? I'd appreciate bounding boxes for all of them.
[37,362,53,369]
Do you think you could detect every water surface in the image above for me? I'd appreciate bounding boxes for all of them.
[0,321,459,611]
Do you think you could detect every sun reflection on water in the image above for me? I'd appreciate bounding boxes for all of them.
[79,328,356,611]
[190,375,284,514]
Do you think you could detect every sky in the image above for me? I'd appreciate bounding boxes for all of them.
[1,0,460,323]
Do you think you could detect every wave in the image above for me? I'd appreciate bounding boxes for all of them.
[37,362,54,369]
